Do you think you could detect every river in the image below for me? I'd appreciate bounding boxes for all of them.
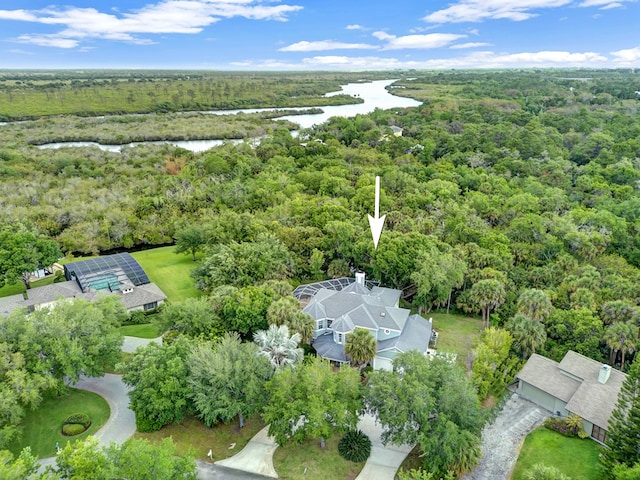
[36,79,421,153]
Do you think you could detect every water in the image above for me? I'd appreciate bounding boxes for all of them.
[35,79,421,152]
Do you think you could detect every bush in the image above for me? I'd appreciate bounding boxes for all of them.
[62,423,87,436]
[525,463,572,480]
[544,415,587,438]
[127,310,147,325]
[338,429,371,463]
[63,413,91,428]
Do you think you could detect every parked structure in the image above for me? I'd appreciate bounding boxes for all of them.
[516,350,626,444]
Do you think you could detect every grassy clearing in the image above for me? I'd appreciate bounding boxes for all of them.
[429,312,483,369]
[105,352,133,374]
[10,388,110,458]
[511,427,603,480]
[134,415,265,462]
[118,323,163,338]
[273,433,365,480]
[131,247,201,303]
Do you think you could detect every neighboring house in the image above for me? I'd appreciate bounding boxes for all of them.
[0,253,166,316]
[390,125,403,137]
[516,350,626,444]
[299,272,435,370]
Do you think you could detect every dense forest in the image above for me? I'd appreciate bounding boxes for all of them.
[2,69,640,365]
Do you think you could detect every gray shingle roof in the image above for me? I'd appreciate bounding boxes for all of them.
[313,333,348,362]
[116,283,167,310]
[0,293,27,316]
[517,351,627,430]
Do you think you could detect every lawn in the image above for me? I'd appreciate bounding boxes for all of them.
[134,415,265,462]
[511,427,603,480]
[429,312,483,369]
[10,388,110,458]
[272,433,365,480]
[118,323,163,338]
[131,247,201,303]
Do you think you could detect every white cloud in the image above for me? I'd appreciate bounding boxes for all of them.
[450,42,492,49]
[610,46,640,64]
[423,0,572,23]
[598,2,624,8]
[579,0,631,6]
[373,31,467,50]
[234,50,609,70]
[279,40,377,52]
[346,24,364,30]
[0,1,303,48]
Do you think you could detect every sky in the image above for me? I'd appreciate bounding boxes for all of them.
[0,0,639,70]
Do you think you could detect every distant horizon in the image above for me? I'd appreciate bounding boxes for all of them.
[1,1,639,70]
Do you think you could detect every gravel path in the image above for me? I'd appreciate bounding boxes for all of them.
[463,394,550,480]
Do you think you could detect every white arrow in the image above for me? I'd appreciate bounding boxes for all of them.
[368,176,386,249]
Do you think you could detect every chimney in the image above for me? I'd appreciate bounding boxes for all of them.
[355,271,365,286]
[598,364,611,384]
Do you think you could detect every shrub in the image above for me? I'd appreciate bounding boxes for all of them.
[525,463,572,480]
[62,423,87,436]
[338,429,371,463]
[63,413,91,428]
[128,310,147,325]
[544,415,587,438]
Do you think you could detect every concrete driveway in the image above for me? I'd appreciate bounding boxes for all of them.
[122,335,162,353]
[355,414,414,480]
[214,426,279,478]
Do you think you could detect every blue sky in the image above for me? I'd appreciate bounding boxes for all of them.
[0,0,639,69]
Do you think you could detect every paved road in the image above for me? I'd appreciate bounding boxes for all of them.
[214,426,278,478]
[197,461,276,480]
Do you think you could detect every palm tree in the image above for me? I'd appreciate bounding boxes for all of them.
[344,328,377,371]
[469,279,506,328]
[266,296,300,326]
[506,314,547,359]
[516,288,552,322]
[288,311,315,344]
[604,322,639,370]
[600,300,637,325]
[253,324,303,369]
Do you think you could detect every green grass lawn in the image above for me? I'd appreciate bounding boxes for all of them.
[11,388,110,458]
[511,427,603,480]
[273,433,365,480]
[118,323,163,338]
[135,415,264,462]
[429,312,483,369]
[131,247,201,303]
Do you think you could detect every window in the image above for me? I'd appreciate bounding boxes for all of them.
[592,424,607,443]
[316,319,324,330]
[143,301,158,311]
[336,333,343,344]
[327,319,333,328]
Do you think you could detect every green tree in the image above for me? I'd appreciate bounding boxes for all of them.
[0,227,61,289]
[0,448,43,480]
[411,247,466,314]
[601,362,640,474]
[469,279,506,328]
[263,357,362,448]
[604,322,639,370]
[253,324,303,369]
[120,337,192,432]
[516,289,552,322]
[188,333,273,429]
[543,308,603,361]
[344,328,377,371]
[472,327,521,399]
[174,225,207,261]
[506,314,547,359]
[220,285,274,338]
[55,436,197,480]
[600,300,638,326]
[365,352,483,477]
[155,297,224,340]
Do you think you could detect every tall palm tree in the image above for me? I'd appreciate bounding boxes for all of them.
[288,311,315,344]
[506,314,547,359]
[469,279,506,328]
[253,324,303,369]
[344,328,377,371]
[604,322,639,370]
[516,288,552,322]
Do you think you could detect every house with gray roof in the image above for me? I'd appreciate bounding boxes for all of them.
[303,272,435,370]
[516,350,626,444]
[0,253,166,316]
